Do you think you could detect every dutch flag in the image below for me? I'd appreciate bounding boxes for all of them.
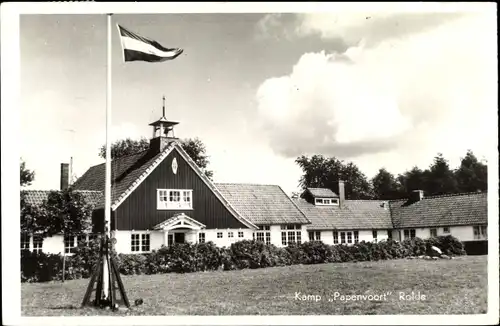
[117,25,184,63]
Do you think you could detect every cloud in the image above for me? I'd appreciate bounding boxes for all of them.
[255,12,497,166]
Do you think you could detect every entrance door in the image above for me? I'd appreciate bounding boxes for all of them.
[174,232,185,244]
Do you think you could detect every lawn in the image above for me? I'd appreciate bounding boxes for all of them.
[21,255,487,316]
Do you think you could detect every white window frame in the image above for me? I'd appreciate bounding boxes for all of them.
[157,189,193,210]
[238,231,244,238]
[443,226,450,234]
[217,232,223,239]
[308,231,321,241]
[473,225,487,240]
[280,224,302,246]
[314,198,339,206]
[198,232,206,243]
[333,231,339,244]
[131,232,151,253]
[253,225,271,245]
[430,228,437,237]
[63,234,96,255]
[403,229,416,240]
[372,230,378,243]
[228,231,234,238]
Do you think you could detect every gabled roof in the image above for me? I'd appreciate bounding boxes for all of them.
[215,183,311,225]
[305,188,339,198]
[22,189,103,207]
[72,141,178,209]
[389,192,488,228]
[294,198,392,230]
[71,140,258,229]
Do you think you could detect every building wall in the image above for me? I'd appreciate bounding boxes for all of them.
[42,235,65,254]
[395,225,487,242]
[116,147,249,230]
[309,229,389,245]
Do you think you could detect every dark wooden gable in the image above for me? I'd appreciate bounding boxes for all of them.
[115,146,248,230]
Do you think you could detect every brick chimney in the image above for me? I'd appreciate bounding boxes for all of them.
[60,163,69,191]
[338,180,345,208]
[411,189,424,202]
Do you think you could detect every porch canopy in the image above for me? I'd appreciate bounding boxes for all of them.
[153,213,206,231]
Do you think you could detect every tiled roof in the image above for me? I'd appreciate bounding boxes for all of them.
[70,141,258,229]
[22,189,103,207]
[389,192,488,228]
[294,198,392,230]
[306,188,339,198]
[71,143,175,209]
[215,183,311,225]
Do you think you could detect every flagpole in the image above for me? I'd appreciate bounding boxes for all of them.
[102,12,113,301]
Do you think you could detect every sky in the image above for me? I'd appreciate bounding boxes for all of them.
[19,6,497,196]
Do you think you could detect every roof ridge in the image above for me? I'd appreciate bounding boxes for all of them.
[215,182,281,187]
[390,191,487,202]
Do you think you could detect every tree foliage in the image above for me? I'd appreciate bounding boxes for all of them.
[98,137,214,180]
[21,188,94,237]
[20,159,35,187]
[297,150,488,200]
[455,150,488,193]
[295,155,373,199]
[179,138,214,180]
[98,138,150,160]
[371,168,405,200]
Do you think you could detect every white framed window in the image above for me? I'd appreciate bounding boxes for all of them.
[238,231,244,238]
[228,231,234,238]
[131,234,140,252]
[339,231,358,244]
[314,198,339,206]
[404,229,416,240]
[21,233,30,252]
[308,231,321,241]
[253,225,271,245]
[443,227,450,234]
[372,230,378,243]
[473,225,487,240]
[281,224,302,246]
[131,233,150,252]
[64,235,77,254]
[217,232,223,239]
[63,234,96,254]
[333,231,339,244]
[430,228,437,237]
[157,189,193,210]
[198,232,206,243]
[33,235,44,254]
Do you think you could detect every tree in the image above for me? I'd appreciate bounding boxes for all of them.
[426,153,458,196]
[20,159,35,187]
[98,137,150,160]
[371,168,405,200]
[99,137,214,180]
[455,150,488,193]
[398,166,430,196]
[179,138,214,180]
[39,189,94,236]
[21,188,94,238]
[295,155,373,199]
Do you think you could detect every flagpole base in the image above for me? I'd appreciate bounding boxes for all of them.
[81,236,130,310]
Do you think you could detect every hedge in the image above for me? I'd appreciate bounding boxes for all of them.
[21,235,466,283]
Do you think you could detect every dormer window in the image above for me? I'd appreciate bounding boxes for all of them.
[157,189,193,210]
[314,198,339,206]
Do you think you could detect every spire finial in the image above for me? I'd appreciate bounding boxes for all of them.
[162,95,166,118]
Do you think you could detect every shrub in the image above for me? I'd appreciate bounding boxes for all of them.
[300,241,335,264]
[21,235,468,283]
